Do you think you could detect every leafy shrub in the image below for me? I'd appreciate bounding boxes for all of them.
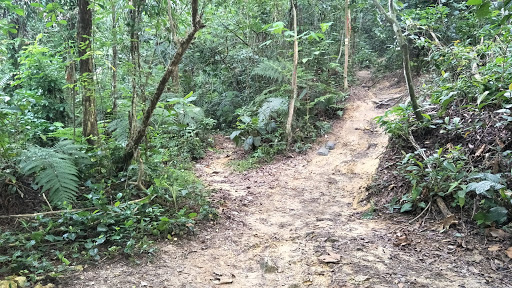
[0,170,216,278]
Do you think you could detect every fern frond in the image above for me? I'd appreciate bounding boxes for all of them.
[258,97,287,124]
[252,59,290,83]
[19,141,87,207]
[107,118,129,146]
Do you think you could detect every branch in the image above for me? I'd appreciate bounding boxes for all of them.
[0,198,149,219]
[121,0,205,168]
[221,23,250,47]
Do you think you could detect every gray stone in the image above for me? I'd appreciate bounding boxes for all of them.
[317,147,329,156]
[326,141,336,150]
[260,257,279,273]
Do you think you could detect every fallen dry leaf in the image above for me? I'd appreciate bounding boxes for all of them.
[488,244,502,252]
[318,251,341,263]
[393,233,411,246]
[506,247,512,259]
[440,214,458,231]
[475,144,486,157]
[486,227,511,239]
[212,272,235,285]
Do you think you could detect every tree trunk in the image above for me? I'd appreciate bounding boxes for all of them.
[286,1,298,148]
[128,0,144,137]
[372,0,423,121]
[343,0,351,90]
[78,0,99,145]
[167,0,181,92]
[120,0,205,169]
[111,0,118,114]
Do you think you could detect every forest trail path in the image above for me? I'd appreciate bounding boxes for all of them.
[67,71,501,288]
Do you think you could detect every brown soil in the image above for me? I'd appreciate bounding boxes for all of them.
[61,71,511,288]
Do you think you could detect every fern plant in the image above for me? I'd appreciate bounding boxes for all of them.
[19,140,88,207]
[252,59,290,83]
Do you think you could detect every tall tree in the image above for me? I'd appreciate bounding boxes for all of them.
[372,0,422,120]
[286,0,298,147]
[343,0,351,90]
[78,0,99,145]
[120,0,205,168]
[128,0,144,139]
[111,0,118,114]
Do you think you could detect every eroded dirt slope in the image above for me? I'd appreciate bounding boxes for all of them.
[63,71,510,288]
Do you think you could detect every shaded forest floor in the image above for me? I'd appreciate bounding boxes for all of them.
[61,71,511,288]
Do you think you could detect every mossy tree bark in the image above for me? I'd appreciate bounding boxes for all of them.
[78,0,99,145]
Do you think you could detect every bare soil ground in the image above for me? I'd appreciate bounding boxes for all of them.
[62,71,511,288]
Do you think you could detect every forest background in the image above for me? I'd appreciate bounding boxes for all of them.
[0,0,511,281]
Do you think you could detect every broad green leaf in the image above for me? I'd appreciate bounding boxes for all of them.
[14,8,24,16]
[466,0,482,5]
[88,248,98,256]
[59,20,68,25]
[229,130,242,140]
[476,1,491,18]
[457,190,467,207]
[467,181,504,197]
[320,22,333,32]
[30,3,44,8]
[400,202,413,213]
[184,91,194,99]
[448,181,461,194]
[477,91,489,106]
[411,186,421,200]
[443,161,456,172]
[487,206,508,224]
[253,136,262,147]
[46,22,54,28]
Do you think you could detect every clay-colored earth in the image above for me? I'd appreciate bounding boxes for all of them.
[62,71,511,288]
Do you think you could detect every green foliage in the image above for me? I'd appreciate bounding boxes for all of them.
[377,2,512,226]
[19,141,88,207]
[252,60,290,83]
[0,184,216,277]
[397,146,468,209]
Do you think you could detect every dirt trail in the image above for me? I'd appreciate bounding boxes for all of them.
[65,71,508,288]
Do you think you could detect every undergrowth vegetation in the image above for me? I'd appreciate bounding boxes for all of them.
[2,0,511,283]
[372,1,512,229]
[0,0,358,280]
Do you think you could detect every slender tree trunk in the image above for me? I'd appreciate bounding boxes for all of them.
[78,0,99,145]
[66,60,77,142]
[128,0,142,137]
[286,1,299,148]
[120,0,205,169]
[111,0,118,114]
[372,0,422,121]
[168,0,183,92]
[343,0,351,90]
